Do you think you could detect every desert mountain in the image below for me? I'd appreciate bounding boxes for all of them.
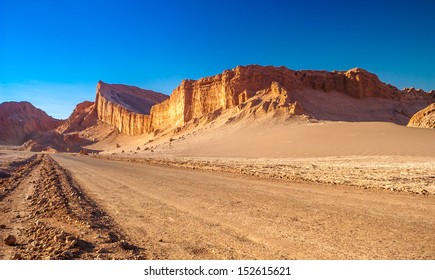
[96,65,433,137]
[407,103,435,128]
[0,101,63,145]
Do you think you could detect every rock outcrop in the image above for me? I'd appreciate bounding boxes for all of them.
[147,65,432,132]
[56,101,97,134]
[92,65,433,136]
[95,81,168,135]
[0,101,63,145]
[407,103,435,128]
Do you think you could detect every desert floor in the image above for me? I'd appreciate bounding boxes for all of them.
[1,146,435,259]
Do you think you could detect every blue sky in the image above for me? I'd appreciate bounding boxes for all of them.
[1,0,434,119]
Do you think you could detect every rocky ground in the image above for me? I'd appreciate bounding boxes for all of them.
[0,152,145,260]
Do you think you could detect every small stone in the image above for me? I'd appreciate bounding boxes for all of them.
[26,195,32,200]
[39,198,48,205]
[62,250,74,259]
[0,224,6,229]
[97,248,109,254]
[107,232,119,243]
[54,234,66,242]
[119,240,134,250]
[68,240,77,248]
[65,236,76,243]
[12,253,22,260]
[4,235,17,246]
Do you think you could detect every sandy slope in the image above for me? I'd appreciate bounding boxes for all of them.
[94,117,435,159]
[50,154,435,259]
[153,121,435,158]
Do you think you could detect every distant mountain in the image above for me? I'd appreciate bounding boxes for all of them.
[0,101,63,145]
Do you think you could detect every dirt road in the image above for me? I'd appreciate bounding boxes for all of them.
[51,154,435,259]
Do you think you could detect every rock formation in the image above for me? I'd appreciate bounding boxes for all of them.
[0,101,63,145]
[147,65,432,132]
[56,101,97,134]
[90,65,433,136]
[95,81,168,135]
[407,103,435,128]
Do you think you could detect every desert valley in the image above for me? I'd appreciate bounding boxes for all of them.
[1,65,434,260]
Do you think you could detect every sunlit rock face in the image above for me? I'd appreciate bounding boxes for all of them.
[408,103,435,128]
[95,81,168,135]
[148,65,432,131]
[93,65,433,135]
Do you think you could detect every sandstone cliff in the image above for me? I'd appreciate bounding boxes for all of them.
[407,103,435,128]
[95,81,168,135]
[0,101,63,145]
[92,66,433,136]
[148,65,432,132]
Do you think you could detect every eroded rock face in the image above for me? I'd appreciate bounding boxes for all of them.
[95,81,168,135]
[148,65,431,132]
[56,101,97,134]
[0,102,63,145]
[407,103,435,128]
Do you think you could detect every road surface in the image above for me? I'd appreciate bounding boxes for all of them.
[51,154,435,259]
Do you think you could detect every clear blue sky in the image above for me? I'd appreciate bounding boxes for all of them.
[1,0,434,119]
